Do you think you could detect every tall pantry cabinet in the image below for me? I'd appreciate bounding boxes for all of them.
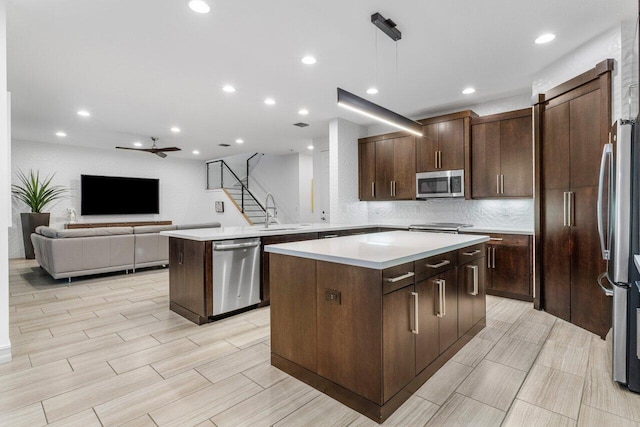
[535,59,613,338]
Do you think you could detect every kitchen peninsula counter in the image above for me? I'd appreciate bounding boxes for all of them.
[266,230,489,423]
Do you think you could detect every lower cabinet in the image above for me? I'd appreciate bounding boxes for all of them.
[486,234,532,301]
[168,237,211,324]
[458,257,486,338]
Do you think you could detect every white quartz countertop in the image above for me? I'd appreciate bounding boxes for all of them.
[161,222,532,241]
[264,230,490,269]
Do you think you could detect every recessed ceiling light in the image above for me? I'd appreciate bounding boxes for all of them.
[192,150,200,155]
[535,33,556,44]
[366,87,379,95]
[307,145,314,150]
[222,85,236,93]
[55,131,67,137]
[301,56,317,65]
[133,141,143,147]
[171,127,181,133]
[264,98,276,105]
[462,87,476,95]
[298,109,309,116]
[77,110,90,117]
[235,139,244,144]
[188,0,210,14]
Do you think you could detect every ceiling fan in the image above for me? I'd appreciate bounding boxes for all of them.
[116,137,181,158]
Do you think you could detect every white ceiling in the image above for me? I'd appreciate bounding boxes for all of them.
[7,0,636,159]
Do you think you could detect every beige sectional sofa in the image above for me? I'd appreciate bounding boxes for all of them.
[31,222,220,281]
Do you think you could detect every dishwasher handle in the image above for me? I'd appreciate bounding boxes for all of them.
[214,241,261,251]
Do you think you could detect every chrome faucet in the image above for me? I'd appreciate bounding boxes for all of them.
[264,193,277,228]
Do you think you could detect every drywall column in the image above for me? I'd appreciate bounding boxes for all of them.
[0,0,11,364]
[328,118,367,224]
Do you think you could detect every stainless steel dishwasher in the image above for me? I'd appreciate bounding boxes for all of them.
[212,237,261,315]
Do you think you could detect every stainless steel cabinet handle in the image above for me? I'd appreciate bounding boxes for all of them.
[438,151,442,169]
[178,252,183,265]
[214,241,261,250]
[462,249,481,256]
[435,279,444,318]
[426,260,451,269]
[435,151,438,169]
[440,279,446,317]
[492,247,496,268]
[322,234,339,239]
[386,271,415,283]
[371,182,375,198]
[563,192,568,227]
[390,181,394,197]
[489,237,503,241]
[393,181,397,197]
[487,247,491,268]
[411,291,419,334]
[497,175,500,194]
[468,265,479,295]
[500,175,505,194]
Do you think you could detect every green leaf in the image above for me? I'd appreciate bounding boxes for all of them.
[11,169,68,213]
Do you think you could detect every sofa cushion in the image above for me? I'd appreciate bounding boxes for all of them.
[176,222,221,230]
[133,225,177,234]
[35,226,133,238]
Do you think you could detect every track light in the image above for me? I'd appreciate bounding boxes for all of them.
[337,88,422,136]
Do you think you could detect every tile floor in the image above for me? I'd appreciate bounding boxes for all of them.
[2,259,640,426]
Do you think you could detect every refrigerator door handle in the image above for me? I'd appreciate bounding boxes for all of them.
[597,143,613,260]
[597,272,614,297]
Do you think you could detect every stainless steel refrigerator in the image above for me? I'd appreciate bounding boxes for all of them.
[598,119,640,391]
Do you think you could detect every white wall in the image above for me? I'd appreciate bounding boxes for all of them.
[329,118,368,224]
[297,153,314,223]
[9,139,217,258]
[0,0,10,364]
[207,189,251,226]
[311,136,329,223]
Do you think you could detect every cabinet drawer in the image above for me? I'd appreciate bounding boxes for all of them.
[487,234,529,247]
[415,251,457,282]
[458,243,485,263]
[383,262,415,294]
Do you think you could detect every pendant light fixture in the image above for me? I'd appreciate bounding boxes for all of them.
[337,13,422,137]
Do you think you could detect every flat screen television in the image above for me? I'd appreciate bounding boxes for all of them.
[81,174,159,215]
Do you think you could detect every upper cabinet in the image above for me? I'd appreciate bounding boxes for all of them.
[358,134,415,201]
[471,108,533,198]
[416,111,476,174]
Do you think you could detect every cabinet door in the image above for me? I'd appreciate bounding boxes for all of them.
[570,186,609,337]
[359,142,376,201]
[415,278,439,373]
[569,90,603,188]
[169,238,207,318]
[491,243,530,298]
[438,119,465,170]
[471,122,501,198]
[458,258,486,337]
[383,285,416,402]
[375,139,394,200]
[392,136,416,199]
[416,123,438,172]
[439,268,458,352]
[542,189,571,321]
[542,103,570,190]
[500,116,533,197]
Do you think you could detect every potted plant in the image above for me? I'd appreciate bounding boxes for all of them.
[12,169,67,259]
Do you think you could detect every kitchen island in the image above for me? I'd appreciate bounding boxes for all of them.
[265,230,489,423]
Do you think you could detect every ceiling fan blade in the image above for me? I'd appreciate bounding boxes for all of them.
[156,147,181,152]
[115,146,141,151]
[155,151,167,158]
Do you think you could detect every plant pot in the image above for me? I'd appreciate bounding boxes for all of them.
[20,212,50,259]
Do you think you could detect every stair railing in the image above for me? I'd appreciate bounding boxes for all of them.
[245,153,264,190]
[206,159,265,215]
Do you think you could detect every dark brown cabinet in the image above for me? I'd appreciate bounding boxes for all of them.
[536,60,612,338]
[168,237,211,324]
[471,109,533,198]
[417,119,465,172]
[458,254,486,338]
[261,232,319,306]
[484,234,532,301]
[359,134,416,201]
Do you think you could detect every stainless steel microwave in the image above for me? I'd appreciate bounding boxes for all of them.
[416,170,464,198]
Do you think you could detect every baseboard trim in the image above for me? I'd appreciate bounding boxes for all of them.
[0,343,12,365]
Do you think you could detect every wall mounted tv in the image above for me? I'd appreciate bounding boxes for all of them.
[81,175,159,215]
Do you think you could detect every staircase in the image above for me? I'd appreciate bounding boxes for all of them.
[224,186,269,225]
[207,155,276,226]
